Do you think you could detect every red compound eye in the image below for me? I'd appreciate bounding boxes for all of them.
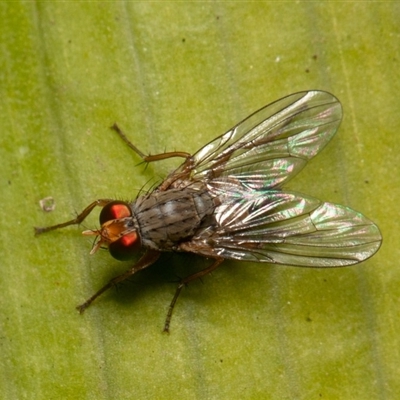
[100,201,131,224]
[109,231,141,261]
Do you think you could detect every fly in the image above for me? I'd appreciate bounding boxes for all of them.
[35,91,382,332]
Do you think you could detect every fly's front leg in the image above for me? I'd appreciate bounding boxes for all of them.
[111,123,191,163]
[77,250,161,313]
[163,257,224,333]
[110,123,196,190]
[34,199,113,235]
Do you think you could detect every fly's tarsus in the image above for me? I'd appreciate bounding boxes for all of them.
[34,199,113,236]
[111,122,191,163]
[163,257,224,333]
[76,250,161,313]
[110,123,147,159]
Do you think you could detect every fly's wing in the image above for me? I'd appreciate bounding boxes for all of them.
[187,91,342,191]
[200,190,381,267]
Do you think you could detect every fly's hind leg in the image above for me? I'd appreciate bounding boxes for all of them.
[163,257,224,333]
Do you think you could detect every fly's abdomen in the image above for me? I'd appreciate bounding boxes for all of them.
[132,188,215,250]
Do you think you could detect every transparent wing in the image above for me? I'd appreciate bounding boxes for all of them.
[187,91,342,190]
[197,190,381,267]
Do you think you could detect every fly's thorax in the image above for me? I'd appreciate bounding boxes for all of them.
[131,187,217,251]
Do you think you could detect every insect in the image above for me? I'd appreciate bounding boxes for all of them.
[35,91,382,332]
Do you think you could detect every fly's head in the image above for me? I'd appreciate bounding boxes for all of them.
[82,201,141,261]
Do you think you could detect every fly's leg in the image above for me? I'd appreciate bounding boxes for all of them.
[163,257,224,333]
[111,123,191,163]
[111,123,197,191]
[76,250,161,313]
[111,123,198,190]
[34,199,113,235]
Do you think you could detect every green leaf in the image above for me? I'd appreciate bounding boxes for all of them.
[1,3,398,399]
